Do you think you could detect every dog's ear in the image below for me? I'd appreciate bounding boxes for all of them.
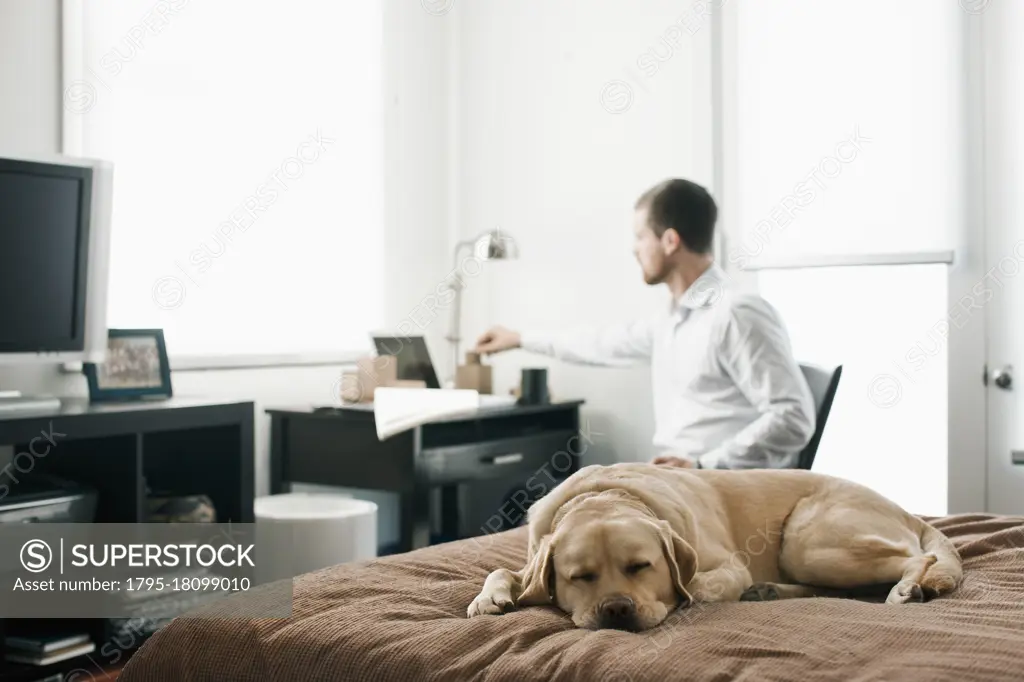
[655,520,698,605]
[517,534,555,606]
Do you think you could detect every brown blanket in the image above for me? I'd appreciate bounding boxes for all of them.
[120,513,1024,682]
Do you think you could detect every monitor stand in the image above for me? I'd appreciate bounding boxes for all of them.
[0,389,62,414]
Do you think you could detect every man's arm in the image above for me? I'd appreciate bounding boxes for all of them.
[698,297,816,470]
[476,320,654,366]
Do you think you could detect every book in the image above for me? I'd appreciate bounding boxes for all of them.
[5,632,91,654]
[4,641,95,666]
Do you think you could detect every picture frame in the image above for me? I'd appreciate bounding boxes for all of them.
[83,329,173,403]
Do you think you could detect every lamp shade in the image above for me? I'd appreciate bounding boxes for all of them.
[473,229,519,261]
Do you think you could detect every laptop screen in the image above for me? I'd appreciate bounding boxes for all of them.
[371,335,441,389]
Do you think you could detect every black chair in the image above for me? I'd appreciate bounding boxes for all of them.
[795,363,843,470]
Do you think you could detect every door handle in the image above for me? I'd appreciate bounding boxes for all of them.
[1012,451,1024,465]
[484,453,524,466]
[991,365,1013,390]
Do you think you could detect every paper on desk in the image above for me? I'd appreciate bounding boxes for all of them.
[373,387,482,440]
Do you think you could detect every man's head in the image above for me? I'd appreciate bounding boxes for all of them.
[517,490,697,631]
[633,179,717,285]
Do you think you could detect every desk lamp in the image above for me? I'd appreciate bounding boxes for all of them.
[445,229,519,383]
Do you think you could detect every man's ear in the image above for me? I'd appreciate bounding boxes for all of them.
[660,226,682,256]
[655,520,698,605]
[517,534,555,606]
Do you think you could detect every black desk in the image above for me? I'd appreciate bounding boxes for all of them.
[267,400,584,553]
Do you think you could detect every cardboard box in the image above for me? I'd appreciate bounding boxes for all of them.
[455,352,493,394]
[357,355,398,386]
[340,357,431,403]
[340,355,399,403]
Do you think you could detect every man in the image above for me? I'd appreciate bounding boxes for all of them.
[474,178,815,469]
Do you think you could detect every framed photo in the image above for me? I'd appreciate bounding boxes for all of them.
[84,329,173,402]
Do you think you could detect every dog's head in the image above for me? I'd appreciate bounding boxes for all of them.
[518,490,697,631]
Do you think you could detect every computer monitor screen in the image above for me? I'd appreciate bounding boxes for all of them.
[0,159,92,353]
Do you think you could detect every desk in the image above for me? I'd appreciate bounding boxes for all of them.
[267,400,584,553]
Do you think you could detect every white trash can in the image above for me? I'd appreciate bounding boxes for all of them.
[254,493,377,583]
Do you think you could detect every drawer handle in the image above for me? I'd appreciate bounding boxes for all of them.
[486,453,524,466]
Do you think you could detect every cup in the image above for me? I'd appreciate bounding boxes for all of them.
[519,368,549,405]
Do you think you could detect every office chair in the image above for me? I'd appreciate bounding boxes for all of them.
[795,363,843,470]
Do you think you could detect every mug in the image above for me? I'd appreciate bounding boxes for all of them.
[519,368,549,405]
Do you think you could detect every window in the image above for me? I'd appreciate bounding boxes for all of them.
[63,0,385,358]
[722,0,966,514]
[727,0,963,265]
[758,265,949,516]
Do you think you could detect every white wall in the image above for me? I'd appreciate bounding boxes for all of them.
[0,0,454,548]
[0,1,62,155]
[453,0,715,464]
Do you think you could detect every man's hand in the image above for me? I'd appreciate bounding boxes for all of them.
[475,326,522,355]
[652,455,697,469]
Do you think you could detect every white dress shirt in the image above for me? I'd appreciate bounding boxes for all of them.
[520,263,815,469]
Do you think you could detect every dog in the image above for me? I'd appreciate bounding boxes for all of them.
[467,462,962,631]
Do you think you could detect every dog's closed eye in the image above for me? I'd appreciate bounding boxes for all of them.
[571,572,598,583]
[625,561,652,575]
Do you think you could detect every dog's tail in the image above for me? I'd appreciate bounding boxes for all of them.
[917,522,963,597]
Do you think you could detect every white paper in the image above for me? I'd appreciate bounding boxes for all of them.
[373,388,482,440]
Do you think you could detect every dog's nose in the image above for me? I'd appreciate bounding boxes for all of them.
[598,596,637,630]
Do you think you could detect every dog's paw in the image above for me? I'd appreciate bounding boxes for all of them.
[739,583,780,602]
[467,591,515,618]
[886,580,924,605]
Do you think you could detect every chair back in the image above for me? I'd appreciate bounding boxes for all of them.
[796,363,843,470]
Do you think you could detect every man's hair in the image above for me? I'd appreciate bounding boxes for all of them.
[634,179,717,254]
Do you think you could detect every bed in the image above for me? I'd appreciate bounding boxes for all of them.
[120,513,1024,682]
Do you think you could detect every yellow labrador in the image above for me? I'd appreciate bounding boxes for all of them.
[467,463,962,631]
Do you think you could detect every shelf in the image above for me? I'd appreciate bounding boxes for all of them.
[0,399,255,680]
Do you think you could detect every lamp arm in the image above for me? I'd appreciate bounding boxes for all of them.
[452,237,476,265]
[449,285,463,379]
[445,240,475,383]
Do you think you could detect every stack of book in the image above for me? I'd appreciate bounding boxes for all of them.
[4,632,95,667]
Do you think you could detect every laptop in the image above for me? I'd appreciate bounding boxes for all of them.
[368,334,516,408]
[370,334,441,389]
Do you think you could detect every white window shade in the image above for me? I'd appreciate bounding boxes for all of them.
[65,0,385,357]
[729,0,964,266]
[758,265,949,515]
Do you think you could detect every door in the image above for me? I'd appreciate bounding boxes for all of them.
[984,1,1024,515]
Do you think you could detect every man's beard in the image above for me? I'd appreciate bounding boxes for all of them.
[643,261,671,285]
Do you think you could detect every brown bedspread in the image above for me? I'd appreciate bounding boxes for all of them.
[120,513,1024,682]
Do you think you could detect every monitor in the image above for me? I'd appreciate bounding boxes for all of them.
[0,153,113,367]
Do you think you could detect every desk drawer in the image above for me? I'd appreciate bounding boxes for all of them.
[419,430,577,484]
